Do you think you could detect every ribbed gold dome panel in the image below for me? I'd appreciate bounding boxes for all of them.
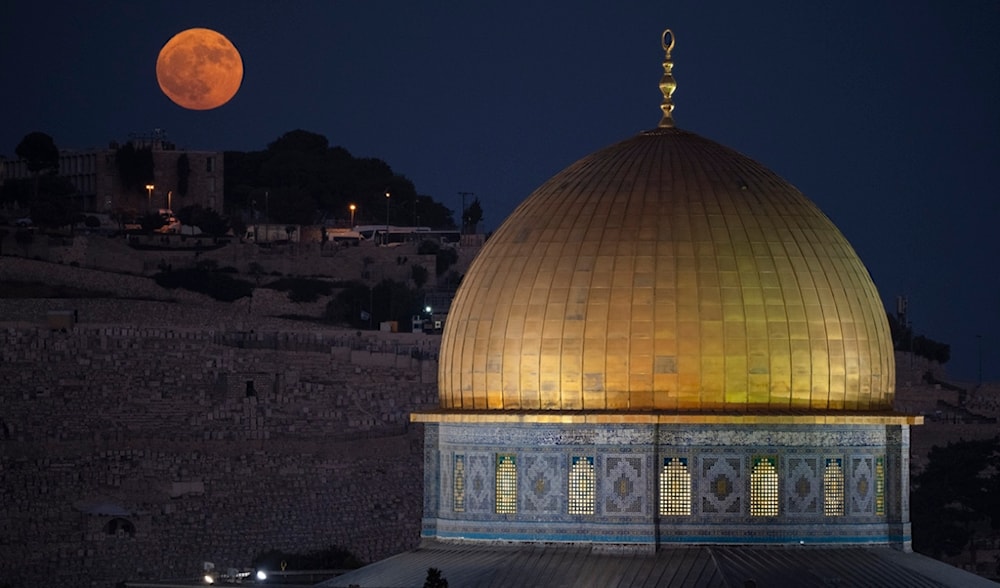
[439,128,895,412]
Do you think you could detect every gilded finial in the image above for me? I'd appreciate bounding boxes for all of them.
[658,29,676,128]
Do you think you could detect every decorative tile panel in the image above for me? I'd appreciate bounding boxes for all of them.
[785,456,819,515]
[700,456,742,515]
[522,454,560,513]
[603,456,644,514]
[849,456,874,515]
[466,453,492,513]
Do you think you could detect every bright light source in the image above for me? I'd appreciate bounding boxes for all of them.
[425,306,432,313]
[204,574,215,584]
[256,570,267,580]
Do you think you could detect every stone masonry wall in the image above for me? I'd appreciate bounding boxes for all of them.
[0,323,439,588]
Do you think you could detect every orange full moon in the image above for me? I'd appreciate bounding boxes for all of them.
[156,28,243,110]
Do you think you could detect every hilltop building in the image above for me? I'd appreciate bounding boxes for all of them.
[326,31,993,587]
[1,130,223,216]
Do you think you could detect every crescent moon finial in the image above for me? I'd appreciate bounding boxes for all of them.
[658,28,677,128]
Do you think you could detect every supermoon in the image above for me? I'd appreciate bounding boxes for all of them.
[156,28,243,110]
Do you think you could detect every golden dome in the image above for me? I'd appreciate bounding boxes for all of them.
[439,127,895,412]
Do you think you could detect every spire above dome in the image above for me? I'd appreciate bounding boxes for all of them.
[658,29,677,128]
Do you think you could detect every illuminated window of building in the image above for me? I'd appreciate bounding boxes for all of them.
[495,454,517,514]
[568,456,595,515]
[453,455,465,512]
[750,456,779,517]
[659,457,692,515]
[875,456,886,516]
[823,458,845,516]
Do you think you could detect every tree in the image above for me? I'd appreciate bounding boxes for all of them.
[29,175,78,229]
[423,567,448,588]
[463,197,483,234]
[15,132,59,175]
[226,129,457,228]
[15,132,60,206]
[411,264,429,288]
[115,142,154,195]
[176,204,230,237]
[911,436,1000,561]
[176,154,190,196]
[139,212,168,233]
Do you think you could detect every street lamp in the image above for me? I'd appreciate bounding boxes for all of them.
[384,191,390,245]
[349,203,357,227]
[145,184,155,211]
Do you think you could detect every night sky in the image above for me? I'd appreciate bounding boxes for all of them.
[2,2,999,383]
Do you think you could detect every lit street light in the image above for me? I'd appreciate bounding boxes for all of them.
[384,191,391,245]
[349,203,357,227]
[145,184,155,211]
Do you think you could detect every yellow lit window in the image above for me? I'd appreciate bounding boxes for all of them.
[823,458,844,516]
[659,457,692,515]
[750,457,779,516]
[496,454,517,514]
[568,456,595,515]
[453,455,465,512]
[569,455,597,514]
[875,457,885,516]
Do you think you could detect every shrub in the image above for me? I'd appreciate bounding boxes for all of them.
[436,247,458,275]
[153,268,253,301]
[262,277,334,303]
[411,264,429,288]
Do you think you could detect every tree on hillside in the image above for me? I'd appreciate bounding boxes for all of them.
[30,175,79,229]
[886,313,950,364]
[911,436,1000,561]
[176,154,190,196]
[463,197,483,233]
[225,129,456,228]
[176,204,230,237]
[15,132,59,175]
[115,142,154,198]
[15,132,60,206]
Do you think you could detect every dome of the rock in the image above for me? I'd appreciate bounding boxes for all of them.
[439,126,894,412]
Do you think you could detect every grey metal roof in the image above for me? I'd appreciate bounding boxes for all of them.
[318,540,998,588]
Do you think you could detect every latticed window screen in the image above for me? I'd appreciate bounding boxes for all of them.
[823,458,845,516]
[568,456,595,515]
[659,457,692,515]
[495,454,517,514]
[453,455,465,512]
[750,456,779,516]
[875,456,886,516]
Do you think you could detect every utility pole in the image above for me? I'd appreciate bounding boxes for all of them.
[458,191,474,234]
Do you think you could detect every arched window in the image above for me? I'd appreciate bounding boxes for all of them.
[568,456,595,515]
[495,454,517,514]
[659,457,692,515]
[875,456,886,516]
[453,455,466,512]
[824,458,845,516]
[750,457,779,517]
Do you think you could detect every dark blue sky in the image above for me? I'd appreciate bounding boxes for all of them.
[3,1,999,383]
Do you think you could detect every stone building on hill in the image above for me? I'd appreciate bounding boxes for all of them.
[1,130,223,216]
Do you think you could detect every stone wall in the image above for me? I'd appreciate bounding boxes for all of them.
[0,323,439,588]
